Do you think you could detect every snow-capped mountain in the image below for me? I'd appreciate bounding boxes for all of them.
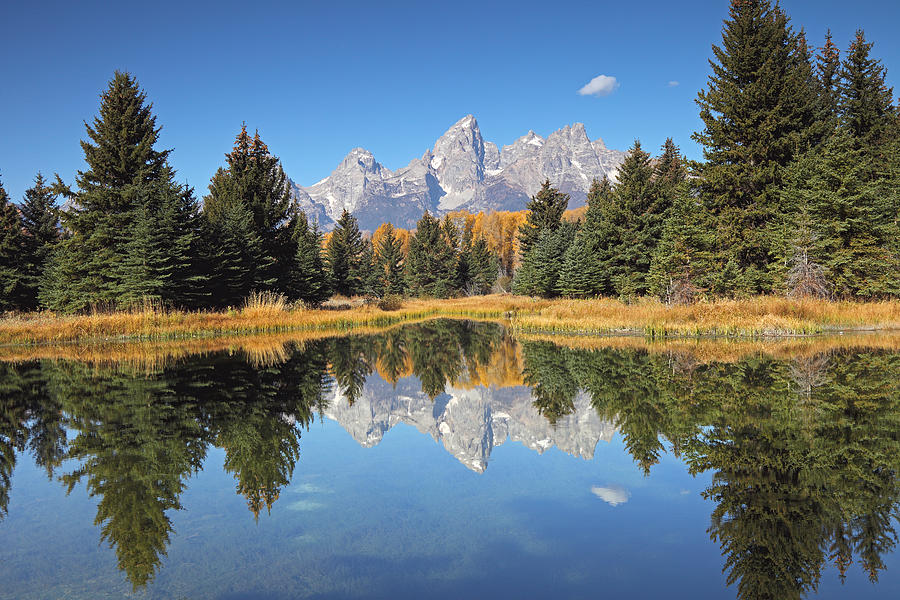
[290,115,626,231]
[323,375,616,473]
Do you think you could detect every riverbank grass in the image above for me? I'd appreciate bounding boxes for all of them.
[1,295,898,346]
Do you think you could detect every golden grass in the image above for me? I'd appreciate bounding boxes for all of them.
[0,294,898,348]
[509,296,900,337]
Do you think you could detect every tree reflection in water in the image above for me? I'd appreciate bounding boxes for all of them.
[0,321,898,599]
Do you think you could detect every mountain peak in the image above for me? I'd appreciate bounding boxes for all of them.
[294,117,626,230]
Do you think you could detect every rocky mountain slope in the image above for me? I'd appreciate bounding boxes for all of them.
[290,115,626,231]
[324,374,616,472]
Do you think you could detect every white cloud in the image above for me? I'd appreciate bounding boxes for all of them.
[578,74,619,97]
[668,80,680,87]
[591,485,631,506]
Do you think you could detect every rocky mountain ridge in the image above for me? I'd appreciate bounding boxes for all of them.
[324,375,616,472]
[290,115,626,231]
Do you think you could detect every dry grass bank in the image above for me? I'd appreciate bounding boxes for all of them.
[0,294,898,347]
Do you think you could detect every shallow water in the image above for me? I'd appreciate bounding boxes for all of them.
[1,320,899,599]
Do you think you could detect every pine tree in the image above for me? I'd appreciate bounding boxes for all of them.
[468,236,499,295]
[374,224,405,296]
[693,0,820,294]
[556,177,613,297]
[517,179,569,259]
[840,31,895,148]
[513,222,576,297]
[648,182,716,302]
[117,192,170,307]
[405,212,456,298]
[204,125,296,293]
[326,209,366,297]
[0,178,25,311]
[41,72,195,312]
[612,140,657,297]
[209,199,272,307]
[816,30,842,127]
[783,131,899,298]
[358,238,379,297]
[290,212,330,306]
[18,173,60,309]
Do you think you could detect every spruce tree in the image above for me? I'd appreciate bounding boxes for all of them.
[405,212,456,298]
[358,238,379,297]
[468,236,499,295]
[693,0,820,293]
[648,182,716,302]
[517,179,569,259]
[840,31,895,148]
[816,30,842,127]
[557,177,613,297]
[783,131,899,298]
[612,140,657,297]
[42,72,198,312]
[209,199,272,307]
[18,173,60,309]
[204,125,296,293]
[290,212,330,306]
[326,209,366,297]
[375,224,405,296]
[0,178,25,311]
[513,222,576,297]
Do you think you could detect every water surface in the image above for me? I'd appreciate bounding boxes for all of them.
[1,320,899,599]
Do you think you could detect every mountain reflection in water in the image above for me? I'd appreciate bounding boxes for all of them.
[0,319,899,599]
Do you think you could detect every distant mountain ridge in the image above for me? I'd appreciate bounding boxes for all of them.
[289,115,626,231]
[324,375,616,473]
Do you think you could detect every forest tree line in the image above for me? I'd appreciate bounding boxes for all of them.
[0,0,898,313]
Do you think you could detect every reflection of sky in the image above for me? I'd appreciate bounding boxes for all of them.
[2,408,900,598]
[591,484,630,506]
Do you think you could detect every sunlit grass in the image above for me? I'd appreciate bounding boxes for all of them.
[0,294,898,347]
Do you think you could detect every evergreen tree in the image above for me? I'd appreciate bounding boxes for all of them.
[556,177,613,297]
[513,222,576,297]
[693,0,820,294]
[204,125,296,293]
[611,140,658,297]
[326,209,365,296]
[208,199,272,307]
[290,212,330,306]
[839,30,895,148]
[18,173,60,310]
[405,212,456,298]
[0,178,25,311]
[41,72,198,312]
[517,179,569,259]
[374,224,405,296]
[468,236,499,295]
[358,238,379,297]
[816,30,842,127]
[782,131,899,298]
[648,182,716,302]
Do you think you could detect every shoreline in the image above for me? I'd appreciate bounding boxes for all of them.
[1,295,899,348]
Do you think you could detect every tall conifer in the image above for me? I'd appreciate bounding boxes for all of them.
[326,209,366,297]
[517,179,568,259]
[693,0,819,293]
[18,173,60,309]
[0,178,25,311]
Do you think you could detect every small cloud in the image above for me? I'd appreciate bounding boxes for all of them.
[668,81,680,87]
[578,74,619,97]
[591,485,631,506]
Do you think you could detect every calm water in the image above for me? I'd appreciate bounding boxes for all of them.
[1,320,899,599]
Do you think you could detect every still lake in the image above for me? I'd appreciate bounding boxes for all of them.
[1,320,899,599]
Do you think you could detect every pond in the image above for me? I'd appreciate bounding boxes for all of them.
[1,320,899,599]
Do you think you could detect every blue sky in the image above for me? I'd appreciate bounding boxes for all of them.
[1,0,898,201]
